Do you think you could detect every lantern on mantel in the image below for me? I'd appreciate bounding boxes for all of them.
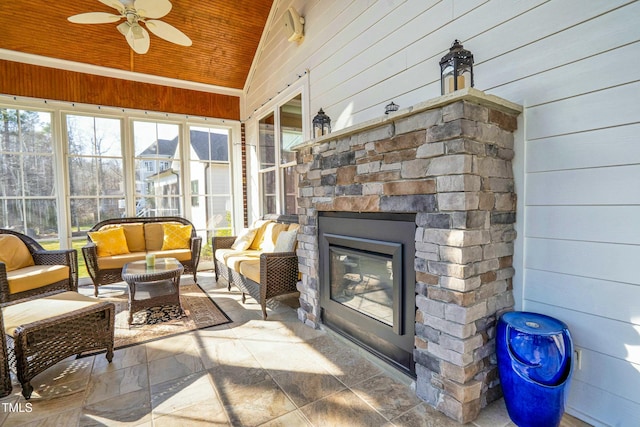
[385,101,399,115]
[439,40,474,95]
[313,108,331,138]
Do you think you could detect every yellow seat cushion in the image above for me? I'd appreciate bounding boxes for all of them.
[122,223,146,252]
[144,223,166,251]
[7,265,70,295]
[226,253,261,272]
[97,250,192,270]
[161,223,192,250]
[0,234,35,272]
[238,259,260,283]
[215,248,261,264]
[88,227,130,257]
[149,249,192,263]
[97,252,147,270]
[2,291,102,336]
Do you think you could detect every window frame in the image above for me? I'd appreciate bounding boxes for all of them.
[255,87,308,217]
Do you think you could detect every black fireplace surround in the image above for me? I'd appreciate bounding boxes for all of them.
[319,212,416,376]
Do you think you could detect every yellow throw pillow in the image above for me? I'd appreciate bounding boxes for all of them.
[161,223,192,250]
[0,234,35,271]
[88,227,130,257]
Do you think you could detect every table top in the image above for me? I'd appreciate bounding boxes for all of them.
[122,258,184,282]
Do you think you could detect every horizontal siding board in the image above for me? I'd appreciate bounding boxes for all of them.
[524,301,640,369]
[525,164,640,206]
[568,379,640,427]
[525,269,640,326]
[572,347,640,399]
[526,238,640,286]
[525,205,640,244]
[527,123,640,173]
[526,81,640,140]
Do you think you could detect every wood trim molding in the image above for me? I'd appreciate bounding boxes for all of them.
[0,60,239,120]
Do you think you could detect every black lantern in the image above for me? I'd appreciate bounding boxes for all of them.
[313,108,331,138]
[385,101,399,115]
[439,40,474,95]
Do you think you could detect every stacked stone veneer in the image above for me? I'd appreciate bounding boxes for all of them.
[293,89,522,423]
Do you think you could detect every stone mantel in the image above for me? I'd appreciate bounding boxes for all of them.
[293,88,522,423]
[292,88,522,152]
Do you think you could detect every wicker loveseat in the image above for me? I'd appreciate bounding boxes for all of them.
[0,229,78,304]
[82,216,201,296]
[213,214,299,319]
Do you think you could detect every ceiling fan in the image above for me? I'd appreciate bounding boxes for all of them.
[68,0,192,54]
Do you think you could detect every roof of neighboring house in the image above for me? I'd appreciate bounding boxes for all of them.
[139,130,228,161]
[189,130,229,162]
[139,137,179,158]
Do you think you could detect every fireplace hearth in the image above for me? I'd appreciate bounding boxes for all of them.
[293,88,522,423]
[319,212,416,376]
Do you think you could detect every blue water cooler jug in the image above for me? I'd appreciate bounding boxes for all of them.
[497,311,573,427]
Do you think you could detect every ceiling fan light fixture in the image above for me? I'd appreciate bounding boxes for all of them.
[132,24,144,39]
[68,0,190,54]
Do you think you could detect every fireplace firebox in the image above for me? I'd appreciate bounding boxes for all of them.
[319,212,416,376]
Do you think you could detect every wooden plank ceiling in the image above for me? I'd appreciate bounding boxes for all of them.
[0,0,273,90]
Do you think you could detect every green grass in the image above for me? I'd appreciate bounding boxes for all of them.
[41,240,89,278]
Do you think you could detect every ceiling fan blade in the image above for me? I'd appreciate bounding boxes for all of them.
[134,0,172,19]
[97,0,125,14]
[68,12,122,24]
[145,20,191,46]
[118,22,150,54]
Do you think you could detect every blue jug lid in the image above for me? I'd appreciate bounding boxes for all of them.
[501,311,568,335]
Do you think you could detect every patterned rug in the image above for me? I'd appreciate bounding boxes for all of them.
[79,281,231,350]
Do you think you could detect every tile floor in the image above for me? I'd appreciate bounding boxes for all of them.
[0,272,590,426]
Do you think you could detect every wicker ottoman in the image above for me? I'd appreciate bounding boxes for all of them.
[2,291,115,399]
[0,312,11,398]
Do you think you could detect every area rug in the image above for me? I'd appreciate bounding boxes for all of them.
[78,281,232,350]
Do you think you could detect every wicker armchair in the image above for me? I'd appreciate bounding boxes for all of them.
[0,229,78,304]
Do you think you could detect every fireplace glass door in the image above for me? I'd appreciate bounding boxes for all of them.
[330,247,395,326]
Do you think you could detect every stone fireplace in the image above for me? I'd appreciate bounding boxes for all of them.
[292,88,522,423]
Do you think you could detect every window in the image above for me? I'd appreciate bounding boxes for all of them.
[133,121,182,217]
[67,115,124,230]
[258,93,302,215]
[189,126,232,239]
[0,108,57,238]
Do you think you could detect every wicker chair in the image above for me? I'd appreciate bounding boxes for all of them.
[0,229,78,304]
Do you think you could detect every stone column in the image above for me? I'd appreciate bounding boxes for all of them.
[411,101,519,423]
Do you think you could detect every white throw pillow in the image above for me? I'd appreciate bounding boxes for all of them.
[273,229,298,253]
[231,228,258,250]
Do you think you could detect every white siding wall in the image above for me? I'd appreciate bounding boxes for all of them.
[243,1,640,425]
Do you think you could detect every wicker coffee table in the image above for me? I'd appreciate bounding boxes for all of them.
[121,258,185,325]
